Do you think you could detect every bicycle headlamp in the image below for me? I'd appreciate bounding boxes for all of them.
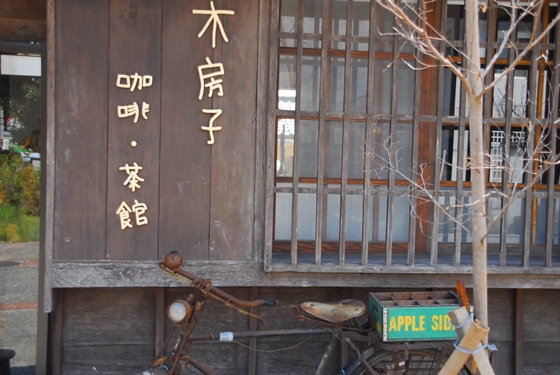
[167,300,192,324]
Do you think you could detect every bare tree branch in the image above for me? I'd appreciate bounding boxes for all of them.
[482,0,543,76]
[376,0,475,96]
[483,2,560,95]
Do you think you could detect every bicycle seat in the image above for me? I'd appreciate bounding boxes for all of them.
[300,299,365,323]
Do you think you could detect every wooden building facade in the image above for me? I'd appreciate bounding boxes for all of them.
[2,0,560,373]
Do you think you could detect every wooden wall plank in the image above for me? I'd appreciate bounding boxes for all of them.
[43,0,55,313]
[254,0,271,264]
[62,345,155,375]
[165,288,251,374]
[516,289,523,375]
[488,288,515,342]
[54,0,108,260]
[51,289,64,375]
[0,18,46,42]
[51,260,560,289]
[106,0,161,260]
[522,342,560,374]
[61,288,157,374]
[53,286,557,374]
[489,342,514,375]
[0,0,46,20]
[208,0,259,260]
[158,0,212,261]
[523,289,560,342]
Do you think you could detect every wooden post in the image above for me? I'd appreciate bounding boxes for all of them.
[248,287,259,375]
[449,307,495,375]
[437,318,489,375]
[515,290,523,375]
[155,288,165,357]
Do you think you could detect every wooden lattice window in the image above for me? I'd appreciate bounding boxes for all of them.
[265,0,560,271]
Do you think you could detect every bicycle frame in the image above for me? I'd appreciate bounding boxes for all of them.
[149,252,460,375]
[152,287,344,375]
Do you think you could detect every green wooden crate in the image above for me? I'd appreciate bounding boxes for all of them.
[368,291,461,342]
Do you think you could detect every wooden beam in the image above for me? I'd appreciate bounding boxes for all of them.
[254,0,271,264]
[52,261,560,289]
[42,0,55,313]
[35,34,48,375]
[155,288,164,358]
[0,0,46,20]
[51,289,64,375]
[439,319,490,375]
[0,18,46,42]
[247,287,259,375]
[515,289,524,375]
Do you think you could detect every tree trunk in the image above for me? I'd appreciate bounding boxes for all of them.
[465,0,488,343]
[468,93,488,339]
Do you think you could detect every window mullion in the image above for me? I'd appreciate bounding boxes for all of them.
[455,15,468,266]
[429,1,445,267]
[315,0,331,266]
[362,0,378,266]
[265,0,281,270]
[499,23,517,266]
[545,10,560,268]
[386,5,400,267]
[290,0,306,265]
[338,0,354,265]
[412,1,440,266]
[523,25,540,266]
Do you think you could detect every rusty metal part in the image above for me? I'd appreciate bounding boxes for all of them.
[392,352,406,372]
[456,279,470,311]
[189,328,332,341]
[160,272,265,327]
[160,255,275,327]
[151,357,166,367]
[300,299,366,323]
[152,324,177,368]
[166,299,193,324]
[170,330,191,374]
[339,330,374,343]
[343,337,377,375]
[315,335,338,375]
[289,305,355,331]
[376,339,454,352]
[288,304,302,319]
[167,300,204,374]
[163,251,183,270]
[185,356,217,375]
[160,252,278,310]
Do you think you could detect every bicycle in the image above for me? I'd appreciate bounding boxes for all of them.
[145,251,470,375]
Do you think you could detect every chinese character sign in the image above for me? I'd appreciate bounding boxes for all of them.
[114,73,152,230]
[193,2,235,145]
[193,1,234,49]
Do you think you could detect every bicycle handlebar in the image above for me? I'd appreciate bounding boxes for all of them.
[161,251,278,309]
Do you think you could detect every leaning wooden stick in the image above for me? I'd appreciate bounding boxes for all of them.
[449,307,495,375]
[437,317,489,375]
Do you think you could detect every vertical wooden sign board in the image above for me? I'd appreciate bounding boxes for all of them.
[208,0,258,261]
[106,0,161,260]
[54,0,109,260]
[54,0,259,263]
[159,0,259,261]
[159,0,212,261]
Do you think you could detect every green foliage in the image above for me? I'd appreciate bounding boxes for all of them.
[0,76,42,145]
[19,215,40,241]
[0,203,40,242]
[0,146,41,216]
[5,223,20,242]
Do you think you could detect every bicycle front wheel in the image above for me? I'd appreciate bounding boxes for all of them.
[342,348,471,375]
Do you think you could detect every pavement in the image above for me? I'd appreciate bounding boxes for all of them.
[0,242,39,375]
